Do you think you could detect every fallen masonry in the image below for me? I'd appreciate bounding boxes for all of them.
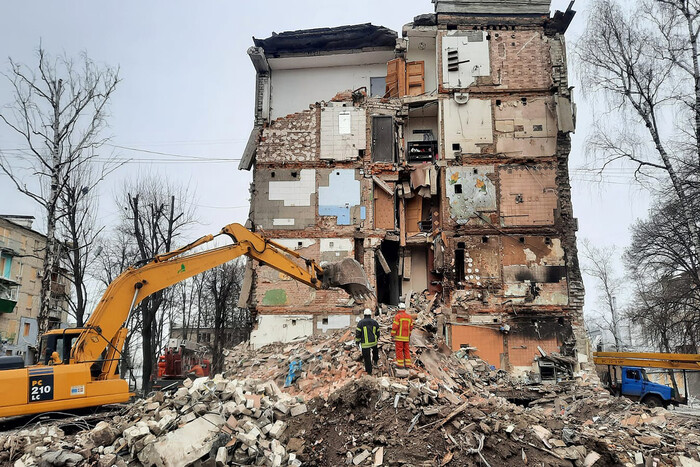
[1,322,700,466]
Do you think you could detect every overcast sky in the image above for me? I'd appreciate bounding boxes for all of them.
[0,0,647,320]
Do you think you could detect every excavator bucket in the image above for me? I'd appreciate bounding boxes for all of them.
[321,258,373,302]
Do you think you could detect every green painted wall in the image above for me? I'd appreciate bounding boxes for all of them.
[262,289,288,306]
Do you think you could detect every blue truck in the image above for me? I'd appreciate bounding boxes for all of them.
[603,366,687,408]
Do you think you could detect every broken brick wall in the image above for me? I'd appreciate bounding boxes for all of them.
[244,6,586,372]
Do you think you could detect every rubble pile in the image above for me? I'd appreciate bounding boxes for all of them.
[290,374,700,466]
[2,312,700,466]
[1,376,311,467]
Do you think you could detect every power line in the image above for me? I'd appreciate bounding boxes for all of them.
[105,144,240,161]
[0,151,240,164]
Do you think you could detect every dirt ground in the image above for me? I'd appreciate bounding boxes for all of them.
[284,378,621,467]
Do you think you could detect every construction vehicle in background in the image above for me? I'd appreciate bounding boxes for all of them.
[0,223,372,418]
[593,351,700,408]
[153,338,211,390]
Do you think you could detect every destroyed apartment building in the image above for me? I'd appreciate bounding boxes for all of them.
[238,0,585,377]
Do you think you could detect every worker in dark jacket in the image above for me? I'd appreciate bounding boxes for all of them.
[356,308,380,375]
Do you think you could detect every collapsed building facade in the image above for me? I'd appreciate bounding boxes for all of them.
[238,0,586,377]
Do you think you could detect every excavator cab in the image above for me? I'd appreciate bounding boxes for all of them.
[38,329,82,365]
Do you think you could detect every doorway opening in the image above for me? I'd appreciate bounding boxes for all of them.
[376,240,400,305]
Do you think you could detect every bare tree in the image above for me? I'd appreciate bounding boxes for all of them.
[0,46,119,333]
[117,176,195,392]
[625,196,700,354]
[205,261,245,374]
[93,229,141,382]
[580,240,626,350]
[576,0,700,283]
[60,162,117,326]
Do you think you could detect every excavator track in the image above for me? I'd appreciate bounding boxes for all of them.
[0,404,129,433]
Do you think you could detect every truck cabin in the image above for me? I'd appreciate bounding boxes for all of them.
[624,367,649,383]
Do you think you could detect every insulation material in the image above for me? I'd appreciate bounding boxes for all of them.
[445,166,496,224]
[374,182,396,230]
[441,31,491,89]
[450,325,504,369]
[442,98,493,156]
[494,98,557,157]
[499,166,558,226]
[318,169,366,225]
[320,103,366,161]
[253,169,317,230]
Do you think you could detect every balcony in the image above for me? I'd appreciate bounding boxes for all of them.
[50,281,67,297]
[0,235,21,255]
[0,281,19,314]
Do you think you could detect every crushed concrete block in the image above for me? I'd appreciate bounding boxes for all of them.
[123,424,150,445]
[137,414,225,467]
[268,420,287,439]
[216,446,227,466]
[98,453,117,467]
[273,401,289,415]
[353,450,371,465]
[290,404,307,417]
[238,431,258,447]
[91,421,117,446]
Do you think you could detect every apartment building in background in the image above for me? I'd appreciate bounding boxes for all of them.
[238,0,586,377]
[0,215,70,364]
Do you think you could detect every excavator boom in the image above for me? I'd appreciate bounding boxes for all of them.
[0,223,371,418]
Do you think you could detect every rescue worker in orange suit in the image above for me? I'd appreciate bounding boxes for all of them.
[356,308,380,375]
[391,303,413,368]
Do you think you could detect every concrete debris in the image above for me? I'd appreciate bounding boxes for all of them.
[1,322,699,466]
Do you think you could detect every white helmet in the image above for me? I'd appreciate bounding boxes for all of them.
[398,303,406,310]
[363,308,372,316]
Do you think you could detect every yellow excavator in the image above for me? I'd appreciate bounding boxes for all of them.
[0,223,371,418]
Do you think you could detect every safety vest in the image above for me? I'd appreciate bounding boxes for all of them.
[356,318,380,348]
[391,311,413,342]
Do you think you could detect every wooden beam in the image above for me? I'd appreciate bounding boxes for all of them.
[372,176,394,196]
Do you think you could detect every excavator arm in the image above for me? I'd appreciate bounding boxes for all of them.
[73,223,371,368]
